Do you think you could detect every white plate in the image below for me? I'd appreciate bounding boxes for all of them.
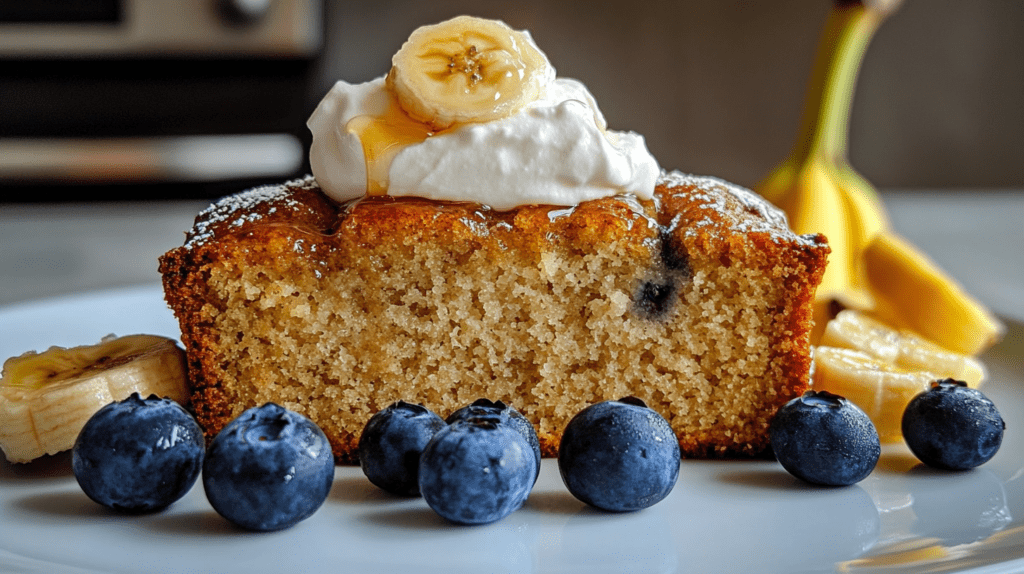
[2,285,1023,574]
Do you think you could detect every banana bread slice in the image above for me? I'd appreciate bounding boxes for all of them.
[159,171,828,463]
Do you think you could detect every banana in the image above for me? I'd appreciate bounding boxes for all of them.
[814,308,988,441]
[820,309,986,387]
[755,2,894,341]
[812,346,935,442]
[863,231,1005,356]
[756,0,1002,358]
[758,156,879,342]
[0,334,189,464]
[386,15,555,130]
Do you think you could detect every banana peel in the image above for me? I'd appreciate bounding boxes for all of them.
[864,231,1005,356]
[759,158,881,338]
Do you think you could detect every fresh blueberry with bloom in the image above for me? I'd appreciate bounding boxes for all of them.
[902,378,1005,470]
[557,397,680,512]
[418,418,535,525]
[72,393,204,513]
[203,403,334,531]
[446,398,541,484]
[358,400,446,496]
[769,390,880,486]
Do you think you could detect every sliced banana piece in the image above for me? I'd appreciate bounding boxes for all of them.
[821,309,986,387]
[0,334,189,464]
[387,15,555,129]
[812,346,935,442]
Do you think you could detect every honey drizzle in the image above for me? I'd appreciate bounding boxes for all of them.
[346,95,437,195]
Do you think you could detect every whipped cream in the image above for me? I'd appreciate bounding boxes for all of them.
[307,77,659,210]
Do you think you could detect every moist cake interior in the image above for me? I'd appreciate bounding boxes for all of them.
[160,172,828,462]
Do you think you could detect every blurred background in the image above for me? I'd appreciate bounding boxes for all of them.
[1,0,1022,202]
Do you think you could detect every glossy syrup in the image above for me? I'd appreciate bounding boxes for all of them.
[345,96,437,195]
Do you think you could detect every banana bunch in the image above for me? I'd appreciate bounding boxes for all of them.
[756,0,1003,354]
[0,334,189,463]
[386,15,555,130]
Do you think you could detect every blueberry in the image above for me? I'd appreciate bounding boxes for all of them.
[446,399,541,484]
[202,403,334,531]
[769,390,880,486]
[902,379,1005,470]
[72,393,204,513]
[419,419,535,525]
[358,401,446,496]
[557,397,680,512]
[635,280,678,318]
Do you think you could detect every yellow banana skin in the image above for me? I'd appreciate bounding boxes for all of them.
[757,0,1002,355]
[864,232,1005,356]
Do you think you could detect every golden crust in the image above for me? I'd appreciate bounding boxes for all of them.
[160,173,828,463]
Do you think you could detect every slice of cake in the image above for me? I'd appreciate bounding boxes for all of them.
[159,16,829,463]
[159,172,828,462]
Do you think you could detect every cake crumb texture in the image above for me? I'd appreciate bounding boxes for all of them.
[160,173,829,462]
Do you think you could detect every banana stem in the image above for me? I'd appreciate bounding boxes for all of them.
[792,4,884,164]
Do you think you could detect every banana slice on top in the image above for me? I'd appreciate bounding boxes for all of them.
[0,334,189,464]
[386,15,555,130]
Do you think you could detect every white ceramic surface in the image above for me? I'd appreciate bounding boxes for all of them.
[1,285,1023,574]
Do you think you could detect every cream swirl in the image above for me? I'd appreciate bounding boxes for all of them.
[307,77,658,210]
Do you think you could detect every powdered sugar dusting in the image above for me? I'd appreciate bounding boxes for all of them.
[611,193,660,231]
[183,175,317,249]
[658,170,818,245]
[177,171,822,255]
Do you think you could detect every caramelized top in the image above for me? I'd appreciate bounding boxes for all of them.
[180,171,825,257]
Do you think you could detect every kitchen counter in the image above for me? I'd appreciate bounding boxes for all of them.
[2,190,1022,322]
